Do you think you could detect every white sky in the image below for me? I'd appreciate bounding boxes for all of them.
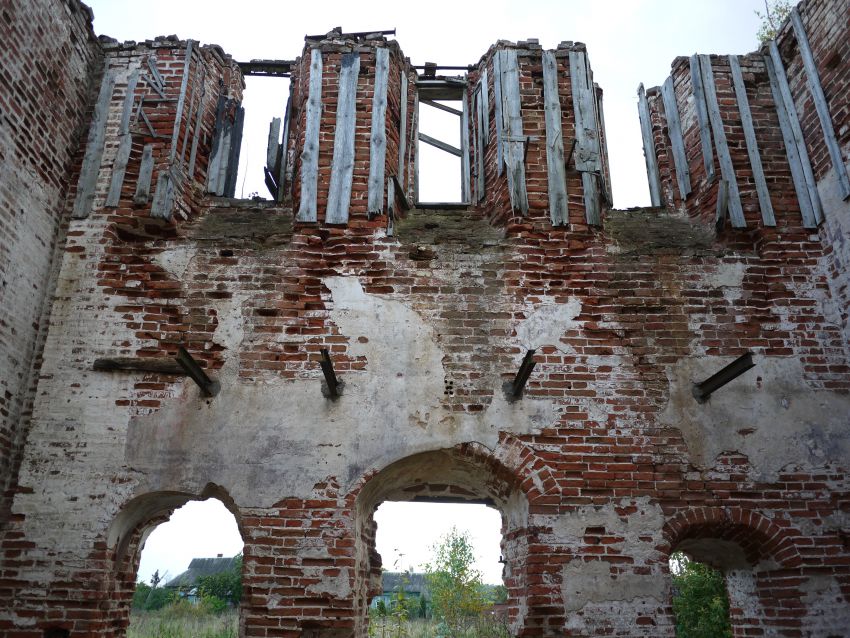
[91,0,774,588]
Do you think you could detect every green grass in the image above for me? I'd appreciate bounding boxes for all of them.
[128,604,238,638]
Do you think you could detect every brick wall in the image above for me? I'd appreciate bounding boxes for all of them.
[0,0,100,524]
[1,0,849,636]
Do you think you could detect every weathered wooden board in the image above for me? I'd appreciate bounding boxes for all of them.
[179,54,201,162]
[223,106,244,198]
[499,49,528,215]
[595,85,612,205]
[791,8,850,200]
[542,50,568,226]
[169,40,193,163]
[266,117,282,171]
[661,76,691,199]
[72,68,115,218]
[698,55,745,228]
[480,67,490,146]
[207,94,229,195]
[186,66,206,173]
[637,83,663,208]
[297,49,323,222]
[764,54,818,228]
[367,47,390,216]
[419,133,461,157]
[715,179,729,231]
[277,88,293,202]
[407,92,418,200]
[768,41,823,224]
[728,55,775,226]
[150,168,174,219]
[569,50,601,172]
[326,52,360,225]
[493,51,504,176]
[106,67,140,207]
[134,144,155,204]
[461,91,471,203]
[397,71,408,185]
[475,82,485,201]
[689,54,715,182]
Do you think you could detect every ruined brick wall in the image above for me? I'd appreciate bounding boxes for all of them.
[0,0,101,523]
[1,0,849,637]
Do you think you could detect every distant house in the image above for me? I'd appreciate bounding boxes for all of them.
[370,571,428,610]
[166,554,239,603]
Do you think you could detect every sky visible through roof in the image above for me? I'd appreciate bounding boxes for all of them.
[84,0,776,586]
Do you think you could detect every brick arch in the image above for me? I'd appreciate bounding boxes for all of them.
[661,506,801,568]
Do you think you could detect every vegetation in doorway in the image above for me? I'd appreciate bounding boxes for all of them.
[670,551,733,638]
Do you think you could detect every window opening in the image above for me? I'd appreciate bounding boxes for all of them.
[130,498,244,634]
[669,551,733,638]
[371,501,508,635]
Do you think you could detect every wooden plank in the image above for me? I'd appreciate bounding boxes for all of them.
[542,50,568,226]
[386,176,395,237]
[474,83,485,202]
[150,169,174,219]
[767,41,823,223]
[636,83,663,208]
[791,7,850,200]
[169,40,193,163]
[581,172,600,226]
[146,55,165,94]
[134,144,155,204]
[72,68,115,218]
[660,76,691,199]
[397,71,408,185]
[224,106,245,198]
[689,54,715,182]
[187,84,207,180]
[569,50,601,172]
[106,67,140,207]
[492,51,504,176]
[326,52,360,225]
[728,55,776,226]
[419,132,462,157]
[367,47,390,216]
[179,54,201,162]
[297,49,323,222]
[698,55,746,228]
[266,117,282,171]
[595,84,612,206]
[480,67,490,145]
[206,94,228,195]
[460,91,471,203]
[764,53,818,228]
[411,93,419,202]
[420,98,462,116]
[500,49,528,215]
[277,87,293,202]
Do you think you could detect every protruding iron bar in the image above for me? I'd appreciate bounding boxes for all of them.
[174,346,220,398]
[507,349,537,401]
[320,348,341,399]
[692,352,755,403]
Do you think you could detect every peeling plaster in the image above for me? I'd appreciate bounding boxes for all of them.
[660,356,850,481]
[515,298,582,353]
[562,560,667,613]
[152,245,197,280]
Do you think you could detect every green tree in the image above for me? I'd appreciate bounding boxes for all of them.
[425,528,489,635]
[671,552,733,638]
[197,554,243,610]
[755,0,793,44]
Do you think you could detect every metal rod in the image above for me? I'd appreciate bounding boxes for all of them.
[320,348,340,398]
[692,352,755,403]
[510,349,537,401]
[174,347,220,397]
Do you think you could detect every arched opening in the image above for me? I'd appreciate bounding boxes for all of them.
[663,508,803,637]
[104,484,244,636]
[353,445,530,637]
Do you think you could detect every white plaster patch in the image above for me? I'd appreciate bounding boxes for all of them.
[800,575,849,637]
[660,356,850,481]
[515,298,582,352]
[562,559,667,613]
[152,245,197,280]
[704,261,745,289]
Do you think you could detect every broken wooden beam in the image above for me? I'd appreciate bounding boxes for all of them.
[692,352,755,403]
[505,349,537,402]
[419,132,462,157]
[319,348,342,399]
[175,347,220,398]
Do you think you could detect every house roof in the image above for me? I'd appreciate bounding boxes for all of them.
[381,571,427,594]
[166,556,239,588]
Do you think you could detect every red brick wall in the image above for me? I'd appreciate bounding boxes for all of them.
[0,0,100,524]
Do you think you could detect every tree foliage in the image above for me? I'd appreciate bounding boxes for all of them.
[425,528,489,634]
[755,0,793,44]
[671,552,733,638]
[197,554,243,609]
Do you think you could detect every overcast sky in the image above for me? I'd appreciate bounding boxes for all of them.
[87,0,776,587]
